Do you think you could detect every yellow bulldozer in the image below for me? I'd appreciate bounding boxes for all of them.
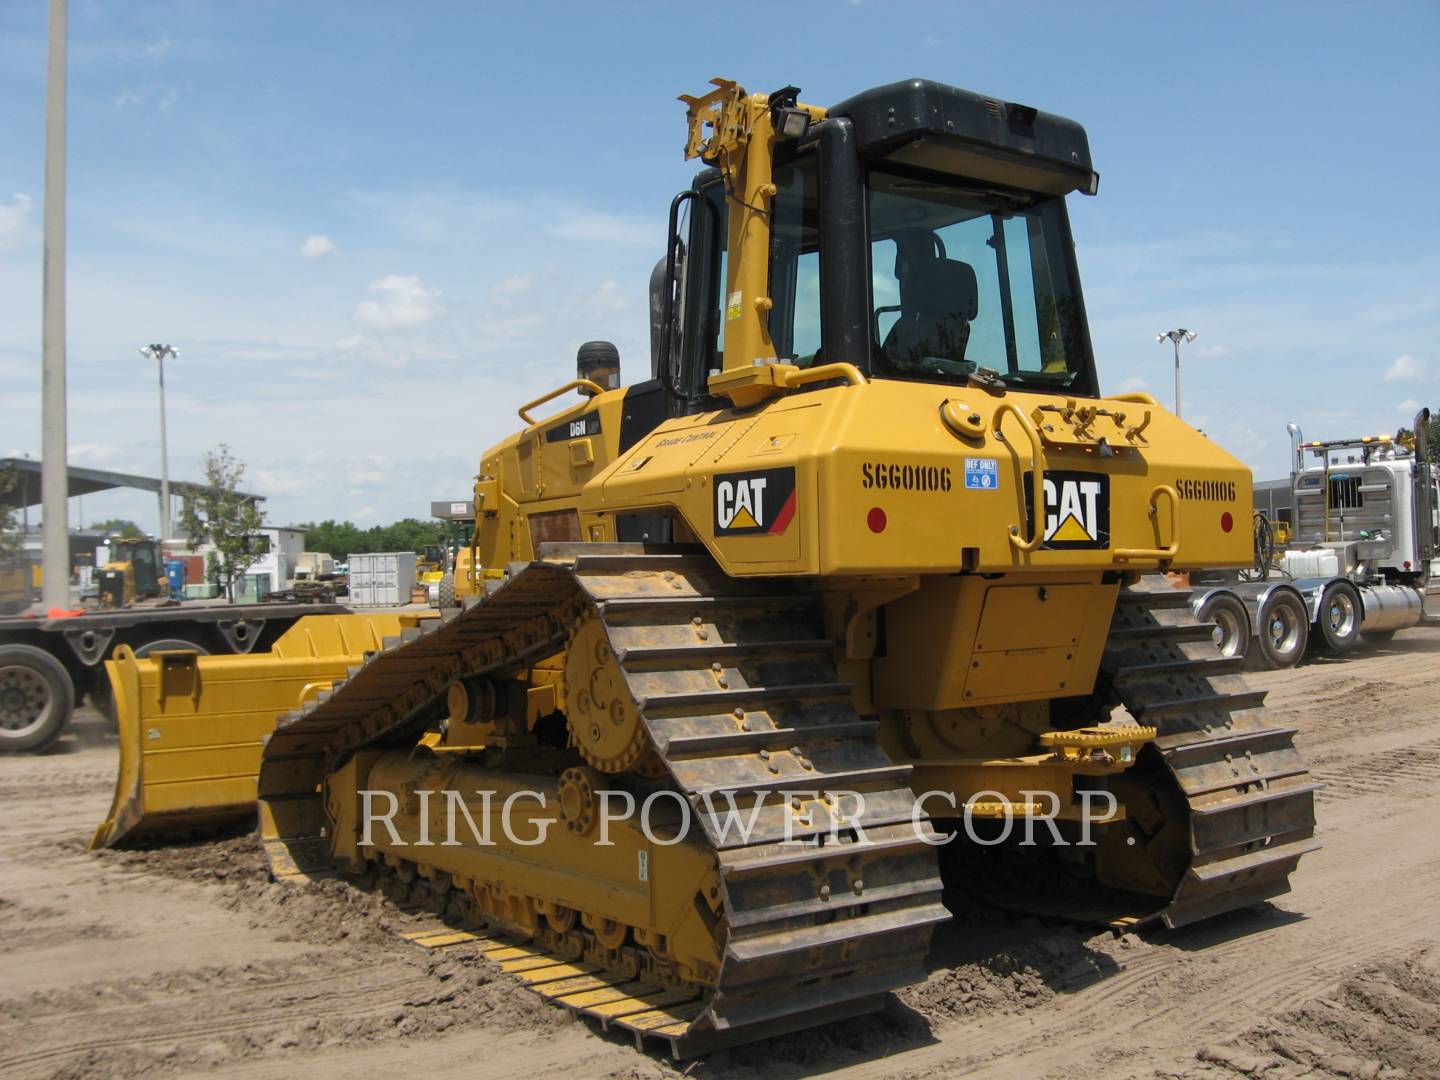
[93,77,1316,1056]
[97,537,166,607]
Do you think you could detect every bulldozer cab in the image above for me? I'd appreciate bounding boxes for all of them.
[656,79,1100,410]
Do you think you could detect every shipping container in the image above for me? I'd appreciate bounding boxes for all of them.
[347,551,417,607]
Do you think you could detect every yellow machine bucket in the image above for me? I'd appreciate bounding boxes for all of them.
[91,612,424,849]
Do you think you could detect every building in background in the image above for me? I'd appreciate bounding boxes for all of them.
[194,525,305,603]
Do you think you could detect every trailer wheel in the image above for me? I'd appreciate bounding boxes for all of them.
[1197,593,1250,662]
[0,644,75,753]
[1255,591,1308,669]
[1315,581,1363,654]
[436,571,456,609]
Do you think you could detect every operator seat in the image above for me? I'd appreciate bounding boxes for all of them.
[882,250,979,370]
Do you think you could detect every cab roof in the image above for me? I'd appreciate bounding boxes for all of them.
[828,78,1096,197]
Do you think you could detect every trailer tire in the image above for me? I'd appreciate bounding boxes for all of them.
[1197,593,1250,662]
[1255,590,1308,669]
[1315,581,1363,655]
[0,644,75,753]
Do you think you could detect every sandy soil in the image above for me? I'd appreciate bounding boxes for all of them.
[2,629,1438,1079]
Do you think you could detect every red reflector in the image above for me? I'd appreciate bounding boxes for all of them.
[867,507,887,533]
[1220,512,1234,533]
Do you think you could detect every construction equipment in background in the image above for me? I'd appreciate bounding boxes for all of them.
[95,76,1316,1056]
[0,558,29,616]
[429,501,478,608]
[293,551,338,582]
[1189,410,1439,668]
[417,545,447,576]
[96,538,165,607]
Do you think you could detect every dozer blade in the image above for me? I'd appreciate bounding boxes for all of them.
[90,612,421,849]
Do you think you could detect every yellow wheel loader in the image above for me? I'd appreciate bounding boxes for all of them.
[94,77,1317,1056]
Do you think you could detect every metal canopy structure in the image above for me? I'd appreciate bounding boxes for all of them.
[430,499,475,523]
[0,457,263,511]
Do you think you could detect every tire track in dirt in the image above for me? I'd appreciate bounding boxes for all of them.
[1179,947,1440,1079]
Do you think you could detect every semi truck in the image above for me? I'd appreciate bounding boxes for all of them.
[1190,409,1438,667]
[0,601,345,752]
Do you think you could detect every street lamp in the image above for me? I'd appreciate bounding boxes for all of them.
[139,344,178,541]
[1156,329,1197,418]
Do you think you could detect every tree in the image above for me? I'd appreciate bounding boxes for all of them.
[1396,409,1439,465]
[91,517,145,539]
[300,519,366,562]
[0,466,21,560]
[179,445,266,601]
[300,517,444,562]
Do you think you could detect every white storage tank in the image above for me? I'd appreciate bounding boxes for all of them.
[347,551,417,607]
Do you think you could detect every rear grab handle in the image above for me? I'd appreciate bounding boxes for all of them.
[994,402,1047,552]
[1114,484,1181,562]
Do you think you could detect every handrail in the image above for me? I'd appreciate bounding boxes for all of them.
[296,681,333,710]
[1114,484,1181,562]
[518,379,607,426]
[994,402,1047,552]
[783,361,866,389]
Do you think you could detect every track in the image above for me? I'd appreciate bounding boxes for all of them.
[256,545,947,1057]
[1098,576,1320,927]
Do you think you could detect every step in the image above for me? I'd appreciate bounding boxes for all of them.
[640,682,852,713]
[662,720,878,759]
[1109,653,1244,683]
[617,639,833,667]
[1129,688,1267,721]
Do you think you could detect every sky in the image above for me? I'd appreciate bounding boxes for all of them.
[2,1,1438,534]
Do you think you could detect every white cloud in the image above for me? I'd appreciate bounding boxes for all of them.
[1396,398,1422,416]
[114,84,182,111]
[69,442,127,467]
[145,36,172,57]
[252,468,306,495]
[549,212,653,247]
[492,273,532,305]
[1115,375,1150,393]
[353,275,443,331]
[1383,354,1426,381]
[298,235,337,259]
[586,279,627,317]
[1193,344,1230,358]
[923,33,940,48]
[0,194,35,247]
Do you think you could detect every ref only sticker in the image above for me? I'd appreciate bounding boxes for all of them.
[714,467,797,536]
[964,458,1000,491]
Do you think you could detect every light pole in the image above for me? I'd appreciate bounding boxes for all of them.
[1156,329,1197,418]
[140,344,178,541]
[40,0,68,610]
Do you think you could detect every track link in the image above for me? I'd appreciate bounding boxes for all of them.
[257,545,946,1057]
[1100,576,1320,928]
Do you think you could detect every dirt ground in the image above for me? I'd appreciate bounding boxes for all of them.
[3,630,1439,1079]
